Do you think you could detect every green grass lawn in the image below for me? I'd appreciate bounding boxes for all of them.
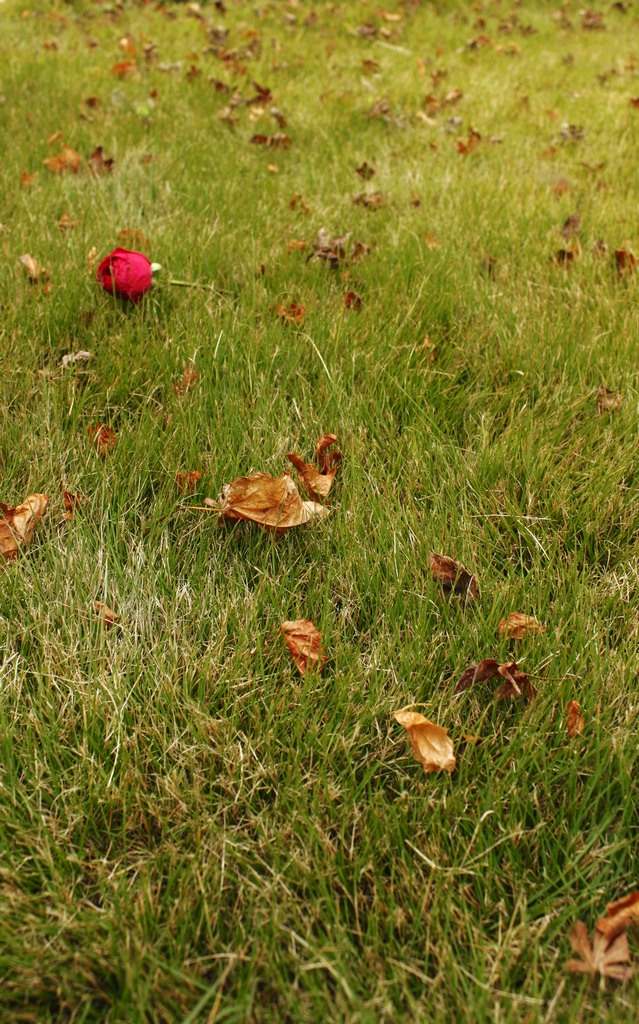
[2,0,639,1020]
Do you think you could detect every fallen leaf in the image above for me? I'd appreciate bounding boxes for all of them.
[87,146,115,177]
[355,161,376,180]
[615,248,637,276]
[0,494,49,559]
[87,423,116,455]
[424,233,442,250]
[21,171,35,187]
[394,711,456,773]
[286,434,342,501]
[61,350,92,368]
[597,893,639,941]
[455,659,536,701]
[561,213,581,239]
[430,552,478,601]
[276,302,305,324]
[344,289,363,310]
[43,146,82,173]
[498,613,546,639]
[47,130,64,146]
[551,177,572,196]
[112,59,137,79]
[94,600,119,625]
[117,228,151,253]
[565,921,633,982]
[62,491,83,520]
[597,384,623,413]
[353,191,385,210]
[281,619,326,674]
[249,132,291,149]
[216,472,330,535]
[287,239,307,253]
[307,229,349,268]
[172,365,200,395]
[176,470,203,493]
[581,9,605,29]
[19,254,49,283]
[456,128,481,155]
[553,248,576,266]
[57,212,79,232]
[566,700,586,737]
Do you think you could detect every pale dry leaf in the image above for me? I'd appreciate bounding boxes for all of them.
[61,350,92,368]
[597,384,623,414]
[281,619,325,674]
[19,253,49,283]
[498,613,546,639]
[94,600,119,625]
[217,472,329,536]
[596,893,639,941]
[394,711,456,774]
[286,434,342,502]
[566,700,586,737]
[430,552,478,601]
[0,494,49,559]
[565,921,633,982]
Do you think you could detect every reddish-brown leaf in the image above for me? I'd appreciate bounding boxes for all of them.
[43,146,82,174]
[596,893,639,941]
[57,212,79,233]
[276,302,305,325]
[566,700,586,737]
[94,600,120,625]
[0,494,49,559]
[498,613,546,639]
[597,384,623,413]
[176,470,203,494]
[615,248,637,276]
[286,434,342,502]
[344,289,363,310]
[455,659,535,701]
[172,365,200,395]
[117,228,151,253]
[87,146,115,177]
[87,423,117,456]
[355,161,376,180]
[430,552,478,601]
[353,191,385,210]
[281,619,326,674]
[249,132,291,149]
[394,711,456,774]
[62,491,83,521]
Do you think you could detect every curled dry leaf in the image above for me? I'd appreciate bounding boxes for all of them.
[281,619,326,674]
[353,191,385,210]
[597,384,623,414]
[597,893,639,941]
[249,132,291,149]
[455,659,536,701]
[43,146,82,173]
[394,711,456,774]
[0,494,49,559]
[94,600,120,625]
[286,434,342,502]
[217,472,330,536]
[172,365,200,395]
[565,921,633,982]
[355,161,376,180]
[615,248,637,276]
[87,423,117,455]
[57,212,79,232]
[276,302,305,324]
[87,146,115,176]
[566,700,586,737]
[498,613,546,639]
[344,289,363,310]
[62,491,83,521]
[61,350,92,368]
[19,254,49,283]
[176,470,203,494]
[430,552,478,601]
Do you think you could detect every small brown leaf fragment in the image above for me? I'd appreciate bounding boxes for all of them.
[19,254,49,283]
[615,248,637,276]
[597,384,623,414]
[57,212,78,232]
[355,161,376,180]
[281,619,325,674]
[176,470,202,494]
[353,191,384,210]
[344,289,363,310]
[87,146,115,177]
[551,176,571,196]
[276,302,305,325]
[94,600,119,625]
[561,213,581,239]
[455,659,535,701]
[498,613,546,640]
[430,552,478,601]
[286,434,342,502]
[287,239,307,254]
[172,365,200,395]
[425,233,442,250]
[456,128,481,155]
[87,423,116,456]
[581,9,605,29]
[21,170,35,187]
[566,700,586,737]
[117,228,151,253]
[394,711,456,774]
[249,132,291,149]
[217,472,330,535]
[62,491,83,520]
[565,922,633,982]
[43,146,82,174]
[553,248,576,266]
[630,97,639,109]
[112,59,137,79]
[597,893,639,941]
[0,494,49,559]
[61,350,92,368]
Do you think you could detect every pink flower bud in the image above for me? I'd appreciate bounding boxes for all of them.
[96,247,153,303]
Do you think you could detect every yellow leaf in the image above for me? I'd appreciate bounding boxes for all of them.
[394,711,456,773]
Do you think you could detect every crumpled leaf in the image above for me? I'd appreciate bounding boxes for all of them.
[87,146,115,176]
[62,491,83,521]
[498,613,546,639]
[597,384,623,414]
[94,600,119,625]
[394,711,456,774]
[596,893,639,941]
[565,921,633,982]
[61,350,92,368]
[216,472,330,535]
[176,470,202,494]
[455,659,536,701]
[430,552,478,601]
[566,700,586,737]
[0,494,49,559]
[172,365,200,395]
[281,619,326,674]
[19,254,49,283]
[87,423,116,455]
[286,434,342,501]
[43,145,82,173]
[276,302,305,324]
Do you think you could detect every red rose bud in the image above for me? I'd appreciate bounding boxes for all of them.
[96,247,153,303]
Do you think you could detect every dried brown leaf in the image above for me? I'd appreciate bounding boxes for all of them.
[355,161,376,180]
[217,472,330,535]
[597,893,639,941]
[344,289,363,310]
[19,253,49,283]
[455,659,536,701]
[597,384,623,413]
[57,212,79,232]
[94,600,119,625]
[498,613,546,639]
[43,146,82,174]
[281,619,325,674]
[87,423,116,456]
[0,494,49,559]
[353,191,385,210]
[566,700,586,737]
[276,302,305,324]
[394,711,456,774]
[117,228,151,253]
[430,552,478,601]
[87,146,115,177]
[176,470,203,494]
[565,922,633,982]
[286,434,342,502]
[615,248,637,276]
[172,365,200,395]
